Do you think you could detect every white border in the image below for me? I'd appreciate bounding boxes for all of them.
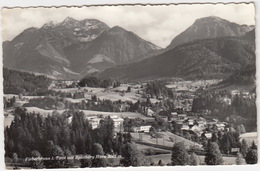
[0,1,259,171]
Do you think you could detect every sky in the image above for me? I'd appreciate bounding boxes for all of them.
[1,3,255,48]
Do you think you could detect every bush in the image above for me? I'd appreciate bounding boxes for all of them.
[245,149,258,164]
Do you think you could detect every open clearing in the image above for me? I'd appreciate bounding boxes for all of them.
[131,131,202,149]
[51,84,160,103]
[240,132,258,145]
[24,107,153,120]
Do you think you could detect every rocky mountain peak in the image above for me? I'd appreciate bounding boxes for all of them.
[167,16,254,50]
[63,17,78,23]
[106,26,127,35]
[194,16,224,24]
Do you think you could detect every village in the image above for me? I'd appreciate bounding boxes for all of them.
[4,78,257,160]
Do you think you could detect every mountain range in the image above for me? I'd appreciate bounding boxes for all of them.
[3,17,160,79]
[3,16,255,81]
[166,16,254,50]
[97,30,255,80]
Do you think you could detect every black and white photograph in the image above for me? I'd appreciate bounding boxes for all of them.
[1,2,258,169]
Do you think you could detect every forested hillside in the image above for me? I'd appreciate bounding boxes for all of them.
[3,68,52,95]
[98,36,255,80]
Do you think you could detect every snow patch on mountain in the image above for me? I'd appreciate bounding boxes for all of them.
[88,54,115,64]
[78,35,99,42]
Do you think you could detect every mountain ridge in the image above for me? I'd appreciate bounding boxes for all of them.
[3,17,160,79]
[167,16,254,50]
[97,33,255,81]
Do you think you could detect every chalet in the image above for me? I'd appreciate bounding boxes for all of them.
[87,116,102,129]
[181,124,190,131]
[132,125,152,133]
[190,125,203,134]
[242,91,250,98]
[231,90,240,98]
[216,123,226,131]
[111,115,124,128]
[204,132,212,139]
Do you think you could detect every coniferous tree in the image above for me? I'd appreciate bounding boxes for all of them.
[120,142,148,166]
[189,152,200,166]
[205,142,223,165]
[30,150,44,169]
[171,142,189,166]
[44,141,65,168]
[158,159,164,166]
[245,149,258,164]
[240,139,249,157]
[91,143,107,167]
[250,141,257,150]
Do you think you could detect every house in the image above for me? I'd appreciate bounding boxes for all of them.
[204,132,212,139]
[190,125,203,134]
[171,112,178,116]
[146,108,155,116]
[220,97,232,105]
[88,117,102,129]
[111,115,124,128]
[216,123,226,131]
[187,119,194,126]
[178,114,187,120]
[231,90,240,98]
[132,125,152,133]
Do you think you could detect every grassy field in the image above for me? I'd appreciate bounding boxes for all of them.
[240,132,258,145]
[22,107,153,120]
[131,131,202,149]
[52,84,160,103]
[148,153,245,165]
[4,94,44,99]
[166,80,221,91]
[4,115,14,127]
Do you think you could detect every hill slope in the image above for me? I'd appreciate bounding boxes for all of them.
[3,68,52,95]
[97,35,255,81]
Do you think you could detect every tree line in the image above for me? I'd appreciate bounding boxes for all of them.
[78,76,121,88]
[145,80,174,99]
[3,68,52,96]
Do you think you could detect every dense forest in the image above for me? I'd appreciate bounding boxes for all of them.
[192,91,257,131]
[3,68,52,95]
[4,108,136,168]
[78,76,121,88]
[219,64,255,86]
[145,80,174,99]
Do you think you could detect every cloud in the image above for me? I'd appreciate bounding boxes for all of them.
[1,3,255,47]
